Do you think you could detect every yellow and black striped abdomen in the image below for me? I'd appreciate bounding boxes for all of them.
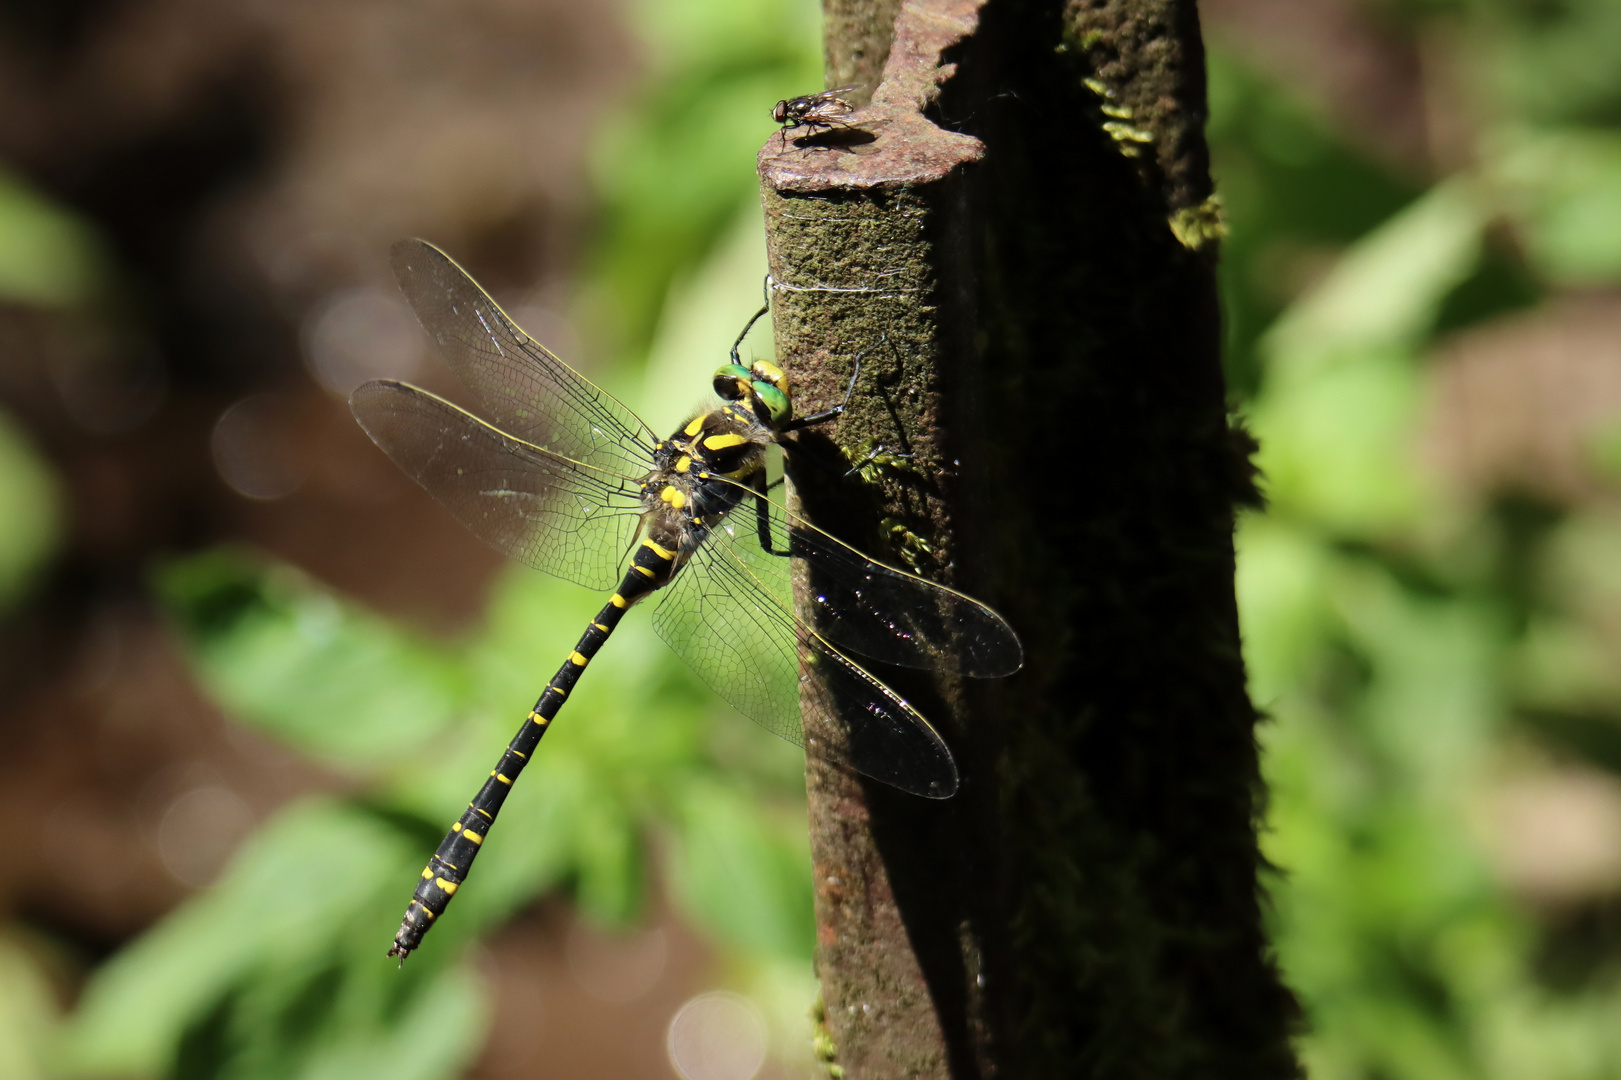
[388,538,680,961]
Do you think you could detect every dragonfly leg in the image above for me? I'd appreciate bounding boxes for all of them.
[784,332,887,430]
[729,276,774,368]
[751,470,790,556]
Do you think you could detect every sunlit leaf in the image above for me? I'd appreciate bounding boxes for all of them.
[666,780,813,959]
[154,550,469,767]
[0,935,56,1080]
[1248,346,1429,533]
[1262,180,1487,379]
[1495,129,1621,285]
[585,0,820,355]
[1234,514,1336,703]
[58,800,434,1077]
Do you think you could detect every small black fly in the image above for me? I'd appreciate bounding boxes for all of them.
[772,87,857,147]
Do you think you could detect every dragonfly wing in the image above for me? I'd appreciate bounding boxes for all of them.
[390,239,658,479]
[700,475,1023,677]
[351,380,644,592]
[651,534,803,750]
[651,524,957,797]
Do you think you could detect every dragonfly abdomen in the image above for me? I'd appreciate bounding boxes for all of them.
[388,537,677,961]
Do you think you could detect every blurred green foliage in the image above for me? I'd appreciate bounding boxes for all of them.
[586,0,821,360]
[0,408,58,613]
[64,798,484,1080]
[56,2,817,1077]
[0,165,110,309]
[55,513,814,1079]
[1223,3,1621,1078]
[0,931,57,1080]
[156,553,471,767]
[2,0,1620,1077]
[0,0,823,1075]
[0,169,71,617]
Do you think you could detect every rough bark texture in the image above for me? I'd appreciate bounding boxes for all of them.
[761,1,1300,1078]
[822,0,905,102]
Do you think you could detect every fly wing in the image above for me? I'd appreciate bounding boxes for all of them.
[811,89,857,119]
[350,380,644,592]
[390,239,659,479]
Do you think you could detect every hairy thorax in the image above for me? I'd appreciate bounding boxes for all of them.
[638,404,773,577]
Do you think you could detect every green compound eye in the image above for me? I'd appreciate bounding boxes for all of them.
[752,381,790,425]
[712,364,752,401]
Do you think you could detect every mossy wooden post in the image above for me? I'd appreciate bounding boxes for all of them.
[760,1,1302,1078]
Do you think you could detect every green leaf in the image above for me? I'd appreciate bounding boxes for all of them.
[584,0,820,355]
[638,205,772,434]
[667,780,813,959]
[1262,180,1487,379]
[153,550,469,766]
[572,790,646,926]
[58,800,439,1078]
[1248,346,1428,533]
[1495,129,1621,285]
[292,962,488,1080]
[165,953,486,1080]
[0,408,59,613]
[1329,560,1505,787]
[1474,0,1621,127]
[0,935,57,1080]
[1235,514,1336,704]
[1245,184,1487,534]
[0,165,110,308]
[633,0,819,77]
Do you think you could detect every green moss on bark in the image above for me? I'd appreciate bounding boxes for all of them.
[763,2,1302,1077]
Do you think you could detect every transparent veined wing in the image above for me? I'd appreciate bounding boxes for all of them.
[390,239,658,479]
[651,522,959,798]
[350,380,645,592]
[689,474,1023,677]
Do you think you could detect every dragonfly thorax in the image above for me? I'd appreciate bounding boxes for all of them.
[643,404,772,538]
[651,405,772,479]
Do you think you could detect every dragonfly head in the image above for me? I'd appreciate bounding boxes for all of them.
[713,362,792,428]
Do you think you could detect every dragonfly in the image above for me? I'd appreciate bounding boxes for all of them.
[352,239,1023,961]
